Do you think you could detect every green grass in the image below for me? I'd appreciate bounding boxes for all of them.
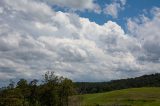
[79,87,160,106]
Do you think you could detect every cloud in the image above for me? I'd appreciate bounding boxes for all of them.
[103,0,126,18]
[0,0,159,85]
[119,0,126,6]
[103,3,120,18]
[127,7,160,63]
[39,0,101,13]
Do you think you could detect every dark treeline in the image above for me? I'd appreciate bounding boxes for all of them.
[0,72,75,106]
[76,73,160,94]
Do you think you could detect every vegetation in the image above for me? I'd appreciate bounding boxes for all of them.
[0,73,160,106]
[79,87,160,106]
[76,73,160,94]
[0,71,75,106]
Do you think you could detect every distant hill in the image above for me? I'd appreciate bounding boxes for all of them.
[78,87,160,106]
[75,73,160,94]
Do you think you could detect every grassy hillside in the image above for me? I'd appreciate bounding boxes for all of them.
[79,87,160,106]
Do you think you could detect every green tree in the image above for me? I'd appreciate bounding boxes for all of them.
[0,71,76,106]
[28,79,39,106]
[59,78,75,106]
[39,71,59,106]
[16,79,30,106]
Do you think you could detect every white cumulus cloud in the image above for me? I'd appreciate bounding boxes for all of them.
[103,0,127,18]
[39,0,101,13]
[0,0,159,85]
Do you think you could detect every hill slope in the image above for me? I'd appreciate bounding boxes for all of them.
[80,87,160,106]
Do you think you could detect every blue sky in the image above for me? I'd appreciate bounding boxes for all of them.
[53,0,160,30]
[0,0,160,86]
[83,0,160,27]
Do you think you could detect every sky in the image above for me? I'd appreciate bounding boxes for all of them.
[0,0,160,86]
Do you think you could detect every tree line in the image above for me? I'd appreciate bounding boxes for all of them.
[76,73,160,94]
[0,72,75,106]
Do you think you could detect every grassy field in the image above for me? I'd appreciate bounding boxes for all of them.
[78,87,160,106]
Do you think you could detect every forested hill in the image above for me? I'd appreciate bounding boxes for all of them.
[75,73,160,94]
